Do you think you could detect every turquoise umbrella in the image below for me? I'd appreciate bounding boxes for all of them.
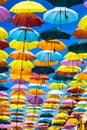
[44,7,78,25]
[28,84,46,89]
[73,107,87,112]
[0,73,8,80]
[9,27,40,42]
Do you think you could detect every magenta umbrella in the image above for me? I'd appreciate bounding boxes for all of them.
[0,6,11,22]
[61,59,86,66]
[27,95,43,104]
[63,123,76,129]
[11,84,28,90]
[62,99,77,105]
[26,113,38,118]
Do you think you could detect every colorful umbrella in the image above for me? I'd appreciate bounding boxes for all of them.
[53,74,73,81]
[63,123,76,129]
[0,50,8,60]
[62,99,77,105]
[9,1,47,13]
[9,27,40,42]
[45,98,60,104]
[48,83,67,89]
[46,0,83,7]
[10,13,43,27]
[47,90,64,95]
[0,0,8,4]
[27,95,43,104]
[69,80,87,87]
[11,84,28,90]
[0,40,9,50]
[28,84,46,89]
[67,118,79,124]
[78,15,87,29]
[67,87,84,94]
[40,28,71,40]
[34,60,58,66]
[64,52,81,60]
[10,68,31,75]
[28,88,45,95]
[0,60,8,68]
[0,27,8,40]
[44,7,78,25]
[73,107,87,112]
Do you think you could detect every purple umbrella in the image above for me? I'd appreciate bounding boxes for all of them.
[27,95,43,104]
[63,123,76,129]
[0,124,10,129]
[9,78,28,84]
[26,114,38,118]
[0,6,11,22]
[11,84,28,90]
[62,99,77,105]
[61,59,86,66]
[0,91,8,97]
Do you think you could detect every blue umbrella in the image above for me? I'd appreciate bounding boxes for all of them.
[0,73,8,80]
[11,116,24,120]
[82,92,87,97]
[10,108,24,113]
[28,84,46,89]
[0,84,8,91]
[38,118,52,124]
[9,27,40,42]
[41,109,55,113]
[40,113,54,118]
[73,107,87,112]
[36,50,62,62]
[43,7,78,25]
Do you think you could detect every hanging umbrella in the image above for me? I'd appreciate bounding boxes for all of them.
[75,71,87,80]
[0,0,8,4]
[82,92,87,97]
[0,73,8,80]
[46,0,83,7]
[9,27,40,42]
[0,50,8,60]
[10,95,26,100]
[32,66,54,74]
[45,98,60,104]
[38,118,52,124]
[73,107,87,112]
[63,123,76,129]
[38,39,66,51]
[27,95,43,104]
[10,50,35,61]
[48,83,67,89]
[73,27,87,39]
[62,99,77,105]
[10,13,43,27]
[43,7,78,25]
[10,68,31,75]
[40,28,71,40]
[28,88,45,95]
[64,52,81,60]
[9,78,28,84]
[0,6,10,22]
[43,103,58,109]
[26,114,38,118]
[0,84,8,91]
[46,94,62,99]
[9,40,39,50]
[0,27,8,40]
[53,74,73,81]
[9,1,47,13]
[0,60,8,68]
[36,50,62,62]
[67,118,79,124]
[55,112,69,119]
[10,90,27,96]
[34,60,58,66]
[77,101,87,107]
[61,59,86,66]
[0,40,9,50]
[78,15,87,29]
[41,109,55,113]
[0,67,8,73]
[47,90,64,95]
[67,87,84,94]
[69,80,87,87]
[28,84,46,89]
[11,84,28,90]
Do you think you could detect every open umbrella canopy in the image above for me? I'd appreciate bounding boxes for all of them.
[0,60,8,68]
[0,0,8,4]
[78,15,87,29]
[44,7,78,24]
[69,80,87,87]
[0,40,9,50]
[53,74,73,81]
[34,60,58,66]
[0,27,8,40]
[28,84,46,89]
[9,1,47,13]
[0,50,8,60]
[27,95,43,104]
[47,90,64,95]
[9,27,40,42]
[46,0,83,7]
[11,84,28,90]
[10,13,44,27]
[48,83,67,89]
[28,88,45,95]
[73,107,87,112]
[64,52,81,60]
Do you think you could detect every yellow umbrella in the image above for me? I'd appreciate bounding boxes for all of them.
[11,95,26,100]
[67,118,79,124]
[78,53,87,59]
[64,52,81,60]
[38,39,66,51]
[48,126,61,130]
[43,103,58,109]
[9,40,39,50]
[69,80,87,87]
[0,27,8,40]
[28,88,45,95]
[9,60,34,69]
[46,94,62,99]
[56,65,82,72]
[48,83,67,89]
[0,116,10,120]
[9,1,47,13]
[0,50,8,59]
[78,15,87,29]
[25,117,37,121]
[34,60,58,66]
[26,109,40,113]
[10,104,25,108]
[0,101,9,105]
[55,112,69,119]
[52,119,66,123]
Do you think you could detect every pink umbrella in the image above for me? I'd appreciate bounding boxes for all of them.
[61,59,86,66]
[25,121,36,124]
[82,69,87,74]
[27,95,43,104]
[0,6,11,22]
[0,124,10,129]
[62,99,77,105]
[9,78,28,84]
[11,84,28,90]
[26,113,38,118]
[63,123,76,129]
[0,91,8,96]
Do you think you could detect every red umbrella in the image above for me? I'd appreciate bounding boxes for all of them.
[10,12,44,27]
[67,87,84,94]
[0,40,9,50]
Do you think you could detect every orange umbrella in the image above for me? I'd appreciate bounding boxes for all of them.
[10,50,35,61]
[46,94,62,99]
[34,60,58,66]
[0,60,8,68]
[28,88,45,95]
[75,73,87,80]
[55,71,76,76]
[45,98,60,104]
[38,39,66,51]
[10,90,27,96]
[0,0,7,4]
[10,68,31,75]
[10,100,25,104]
[67,118,79,124]
[10,112,24,116]
[67,87,84,94]
[73,27,87,39]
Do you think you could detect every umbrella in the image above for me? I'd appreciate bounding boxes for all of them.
[40,28,71,40]
[47,90,64,95]
[69,80,87,87]
[82,92,87,97]
[0,40,9,50]
[28,84,46,89]
[73,27,87,39]
[9,60,34,69]
[63,123,76,129]
[0,67,8,73]
[10,13,44,27]
[43,7,78,25]
[0,50,8,60]
[34,60,58,66]
[84,1,87,8]
[45,98,60,104]
[62,99,77,105]
[0,0,8,4]
[68,41,87,53]
[10,40,39,50]
[27,95,43,104]
[38,39,66,51]
[48,83,67,89]
[10,101,25,105]
[55,112,69,119]
[10,108,24,113]
[10,68,31,75]
[10,95,26,100]
[28,88,45,95]
[26,114,38,118]
[0,27,8,40]
[0,60,8,68]
[67,118,79,124]
[0,73,8,80]
[38,118,52,124]
[43,103,58,109]
[75,72,87,80]
[11,84,28,90]
[10,50,35,61]
[9,27,40,42]
[41,109,55,113]
[10,90,27,96]
[0,84,8,91]
[36,50,62,62]
[78,15,87,29]
[77,101,87,107]
[53,74,73,81]
[67,87,84,94]
[9,78,28,84]
[64,52,81,60]
[46,0,83,7]
[0,6,10,22]
[73,107,87,112]
[61,59,86,66]
[32,66,54,74]
[9,1,47,13]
